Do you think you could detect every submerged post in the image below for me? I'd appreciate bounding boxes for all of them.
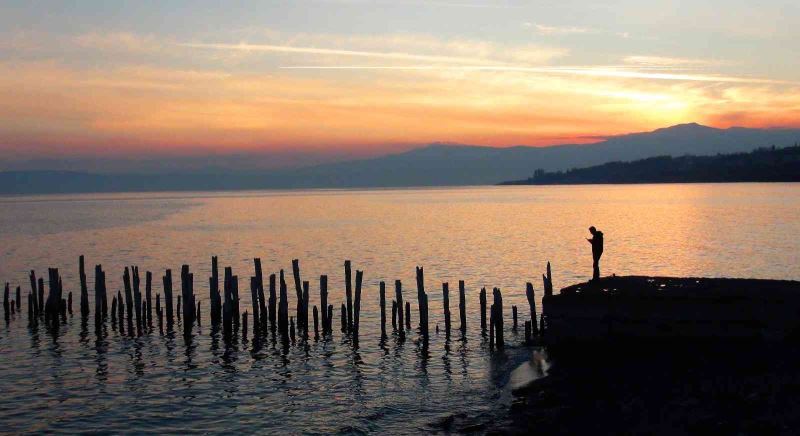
[493,288,504,348]
[395,280,404,338]
[353,269,363,345]
[405,301,411,330]
[145,271,153,328]
[391,300,397,331]
[442,282,451,338]
[459,280,466,337]
[163,269,174,329]
[269,273,277,334]
[479,288,487,334]
[526,282,538,335]
[320,275,329,335]
[543,261,553,297]
[379,281,387,340]
[313,305,319,341]
[79,255,89,318]
[416,267,429,346]
[512,305,518,332]
[345,260,353,332]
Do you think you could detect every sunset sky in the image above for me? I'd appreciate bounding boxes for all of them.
[2,0,799,171]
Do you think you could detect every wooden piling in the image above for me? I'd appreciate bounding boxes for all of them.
[163,269,174,328]
[122,267,134,331]
[232,274,240,331]
[442,282,451,338]
[67,291,73,314]
[133,266,142,333]
[492,288,504,348]
[27,292,33,321]
[223,266,233,338]
[543,261,553,297]
[302,280,310,341]
[196,301,201,327]
[313,305,319,341]
[117,290,124,328]
[180,265,196,335]
[512,305,518,332]
[524,320,531,344]
[292,259,304,336]
[320,275,329,335]
[255,259,267,332]
[29,271,38,318]
[269,273,277,334]
[526,282,538,335]
[416,267,429,345]
[489,304,495,350]
[177,296,181,321]
[479,287,487,334]
[79,255,89,318]
[156,294,162,330]
[290,316,296,344]
[243,311,248,340]
[250,276,260,334]
[395,280,404,337]
[211,256,221,325]
[95,265,107,322]
[340,303,347,333]
[379,281,387,339]
[459,280,466,336]
[278,270,289,343]
[391,301,397,330]
[145,271,153,327]
[37,276,44,315]
[353,269,363,344]
[3,283,8,321]
[327,304,333,335]
[345,260,353,332]
[405,301,411,330]
[16,287,20,312]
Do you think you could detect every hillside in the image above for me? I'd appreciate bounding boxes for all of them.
[501,145,800,185]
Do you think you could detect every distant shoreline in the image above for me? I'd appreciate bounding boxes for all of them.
[500,145,800,186]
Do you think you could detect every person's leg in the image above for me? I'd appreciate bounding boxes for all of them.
[593,255,600,281]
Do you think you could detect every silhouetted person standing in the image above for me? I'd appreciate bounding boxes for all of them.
[587,226,604,281]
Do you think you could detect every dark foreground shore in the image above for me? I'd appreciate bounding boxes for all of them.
[490,343,800,435]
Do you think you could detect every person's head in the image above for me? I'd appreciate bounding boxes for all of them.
[589,226,597,235]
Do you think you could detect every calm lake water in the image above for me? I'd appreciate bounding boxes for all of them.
[0,184,799,434]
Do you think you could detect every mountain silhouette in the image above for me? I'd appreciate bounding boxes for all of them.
[2,123,799,194]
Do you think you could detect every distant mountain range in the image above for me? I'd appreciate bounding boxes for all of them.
[2,123,799,194]
[501,145,800,185]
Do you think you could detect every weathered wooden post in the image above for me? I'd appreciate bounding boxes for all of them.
[29,271,38,318]
[479,288,487,335]
[395,280,404,338]
[302,281,310,341]
[37,276,44,315]
[442,282,451,338]
[379,281,387,340]
[117,290,124,329]
[320,275,329,335]
[289,316,296,344]
[156,293,162,332]
[292,259,304,336]
[177,296,182,321]
[145,271,153,327]
[353,269,363,345]
[543,261,553,297]
[279,270,289,343]
[327,304,333,335]
[416,267,429,346]
[27,292,33,321]
[345,260,353,332]
[489,304,495,350]
[250,276,260,334]
[79,255,89,318]
[269,274,280,335]
[3,283,8,322]
[340,304,347,333]
[133,266,143,334]
[123,267,135,333]
[269,273,277,334]
[512,305,518,332]
[526,283,539,335]
[525,320,531,344]
[493,288,504,348]
[391,301,397,331]
[459,280,466,337]
[16,287,20,312]
[223,267,233,339]
[162,269,173,329]
[254,259,267,332]
[210,256,221,325]
[313,305,320,341]
[231,274,240,332]
[67,291,73,315]
[405,301,411,330]
[95,265,108,322]
[243,311,248,340]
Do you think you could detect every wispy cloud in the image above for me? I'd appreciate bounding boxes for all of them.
[279,65,791,85]
[624,55,727,68]
[528,23,595,36]
[178,42,502,65]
